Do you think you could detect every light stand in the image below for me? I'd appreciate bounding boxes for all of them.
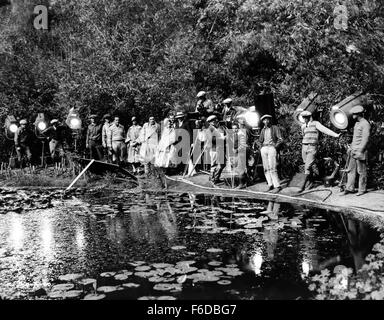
[34,113,49,167]
[4,115,18,168]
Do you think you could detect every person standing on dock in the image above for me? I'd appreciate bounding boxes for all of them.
[108,116,127,166]
[341,106,371,196]
[258,114,283,192]
[222,98,237,127]
[231,122,248,189]
[174,111,193,174]
[14,119,33,167]
[102,114,112,162]
[299,110,341,192]
[205,115,227,186]
[125,116,142,173]
[86,115,103,160]
[138,116,161,175]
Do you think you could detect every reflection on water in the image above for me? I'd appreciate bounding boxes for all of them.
[0,191,381,300]
[9,214,23,251]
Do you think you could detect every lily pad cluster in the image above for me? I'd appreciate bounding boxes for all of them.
[42,252,246,300]
[0,189,63,214]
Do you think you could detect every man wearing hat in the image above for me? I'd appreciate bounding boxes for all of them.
[125,116,142,173]
[102,114,112,162]
[86,114,103,160]
[138,116,160,174]
[204,115,227,185]
[108,116,127,165]
[195,91,214,117]
[174,111,193,172]
[258,114,283,191]
[341,105,371,196]
[14,119,33,167]
[42,119,68,163]
[222,98,236,126]
[299,110,341,192]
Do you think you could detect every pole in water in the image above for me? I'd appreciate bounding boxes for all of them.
[65,159,95,192]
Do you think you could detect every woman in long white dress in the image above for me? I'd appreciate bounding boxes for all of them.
[155,118,177,169]
[125,117,142,173]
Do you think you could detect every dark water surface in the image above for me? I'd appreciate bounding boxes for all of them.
[0,190,381,300]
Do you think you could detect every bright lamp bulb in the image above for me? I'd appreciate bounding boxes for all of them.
[334,112,346,125]
[9,124,18,133]
[37,122,47,131]
[242,111,259,128]
[70,118,81,129]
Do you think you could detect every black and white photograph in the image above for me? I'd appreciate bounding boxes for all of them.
[0,0,384,311]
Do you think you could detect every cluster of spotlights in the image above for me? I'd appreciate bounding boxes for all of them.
[4,108,83,141]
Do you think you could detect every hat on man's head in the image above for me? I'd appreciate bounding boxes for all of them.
[89,114,97,119]
[175,111,185,119]
[223,98,232,104]
[102,114,111,120]
[301,110,312,117]
[207,115,217,123]
[51,119,59,125]
[351,105,364,114]
[131,116,137,121]
[260,114,272,121]
[196,91,206,98]
[19,119,27,125]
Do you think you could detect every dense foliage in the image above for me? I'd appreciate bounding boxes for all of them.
[1,0,384,184]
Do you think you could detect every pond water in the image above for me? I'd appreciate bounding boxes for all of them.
[0,189,381,300]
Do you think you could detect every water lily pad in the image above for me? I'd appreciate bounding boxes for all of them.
[64,290,82,299]
[152,263,173,268]
[206,248,223,253]
[158,296,177,300]
[208,261,222,267]
[129,261,146,267]
[138,296,157,300]
[58,273,83,282]
[226,271,244,277]
[114,274,129,281]
[77,278,96,286]
[148,276,166,283]
[187,252,197,255]
[135,266,151,272]
[135,271,155,278]
[153,283,177,291]
[100,272,116,278]
[51,283,74,292]
[122,283,141,288]
[171,246,187,250]
[218,280,232,285]
[48,291,65,299]
[83,293,106,300]
[97,286,118,293]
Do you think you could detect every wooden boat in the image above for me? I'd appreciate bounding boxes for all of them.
[165,172,384,220]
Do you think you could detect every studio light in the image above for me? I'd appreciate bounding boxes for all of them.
[236,106,260,129]
[330,92,365,130]
[34,113,48,138]
[4,115,18,140]
[66,107,82,130]
[294,92,318,125]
